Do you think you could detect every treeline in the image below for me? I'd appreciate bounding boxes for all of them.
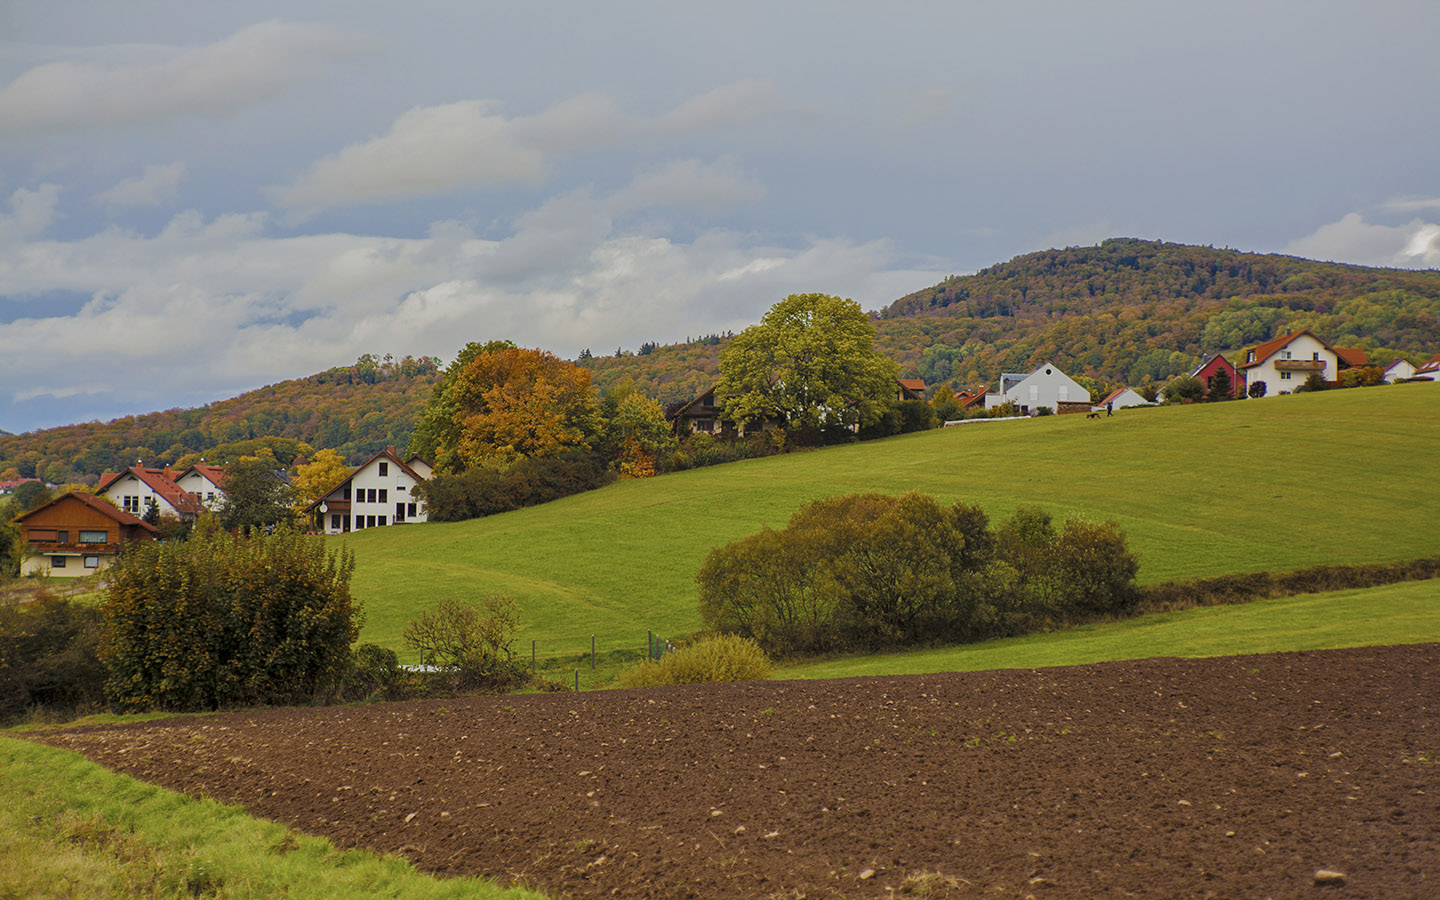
[578,239,1440,403]
[0,355,440,485]
[699,493,1139,657]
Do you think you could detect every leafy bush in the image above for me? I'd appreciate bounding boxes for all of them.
[0,592,107,722]
[1248,380,1268,398]
[402,595,527,692]
[416,450,612,522]
[102,520,359,712]
[618,633,772,688]
[339,642,404,701]
[698,493,1140,657]
[1162,375,1206,403]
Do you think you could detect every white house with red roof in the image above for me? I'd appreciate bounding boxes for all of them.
[173,463,228,511]
[304,447,430,534]
[1237,330,1369,396]
[1413,353,1440,381]
[1094,387,1147,412]
[96,465,207,520]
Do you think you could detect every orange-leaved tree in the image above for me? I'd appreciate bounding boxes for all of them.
[449,347,602,468]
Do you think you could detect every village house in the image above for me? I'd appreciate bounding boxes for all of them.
[1094,387,1148,412]
[1237,330,1370,396]
[1190,354,1245,399]
[13,491,157,577]
[95,464,207,520]
[895,378,926,401]
[1382,359,1417,383]
[172,463,227,511]
[303,447,431,535]
[1413,353,1440,381]
[984,363,1091,414]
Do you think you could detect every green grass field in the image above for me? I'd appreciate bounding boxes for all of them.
[344,384,1440,654]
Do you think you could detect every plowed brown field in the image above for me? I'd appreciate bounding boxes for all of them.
[40,645,1440,899]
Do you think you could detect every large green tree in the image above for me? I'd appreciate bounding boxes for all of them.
[217,453,294,531]
[718,293,899,430]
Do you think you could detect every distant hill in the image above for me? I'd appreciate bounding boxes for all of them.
[581,238,1440,403]
[0,355,440,485]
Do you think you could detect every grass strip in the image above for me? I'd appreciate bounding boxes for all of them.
[0,736,550,900]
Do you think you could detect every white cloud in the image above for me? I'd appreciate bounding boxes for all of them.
[274,80,786,210]
[1285,213,1440,269]
[1380,196,1440,214]
[93,162,187,209]
[610,158,767,213]
[0,171,942,417]
[0,184,62,242]
[0,21,371,136]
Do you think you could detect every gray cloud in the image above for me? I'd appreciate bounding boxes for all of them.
[273,80,786,211]
[0,20,371,136]
[1285,213,1440,269]
[93,162,187,209]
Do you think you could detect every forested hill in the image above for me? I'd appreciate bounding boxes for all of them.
[0,355,440,486]
[581,239,1440,403]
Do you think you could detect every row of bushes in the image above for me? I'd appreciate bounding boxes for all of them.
[1138,555,1440,612]
[415,450,614,522]
[698,493,1141,657]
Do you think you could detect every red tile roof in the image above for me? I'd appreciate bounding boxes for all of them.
[14,490,158,531]
[1416,352,1440,374]
[176,463,227,488]
[97,466,205,516]
[1096,387,1128,407]
[1334,347,1370,367]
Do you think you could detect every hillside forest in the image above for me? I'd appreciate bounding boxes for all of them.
[4,239,1440,486]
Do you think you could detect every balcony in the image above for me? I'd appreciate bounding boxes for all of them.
[1274,359,1326,372]
[28,541,120,554]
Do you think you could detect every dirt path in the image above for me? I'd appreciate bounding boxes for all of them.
[41,645,1440,899]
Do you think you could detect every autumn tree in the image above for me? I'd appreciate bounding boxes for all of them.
[719,293,899,430]
[408,340,517,471]
[446,347,602,469]
[606,391,674,477]
[290,448,353,513]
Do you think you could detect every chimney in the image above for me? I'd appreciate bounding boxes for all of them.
[387,445,398,457]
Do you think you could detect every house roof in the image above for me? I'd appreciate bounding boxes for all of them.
[955,388,988,409]
[14,490,159,532]
[1189,354,1237,378]
[96,466,205,515]
[1096,387,1131,407]
[1334,347,1370,367]
[1238,329,1366,371]
[302,447,430,515]
[896,378,926,399]
[1415,352,1440,374]
[175,463,227,488]
[669,382,722,419]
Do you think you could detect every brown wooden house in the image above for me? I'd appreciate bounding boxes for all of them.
[14,492,157,578]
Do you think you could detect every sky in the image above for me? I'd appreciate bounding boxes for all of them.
[1,1,1438,434]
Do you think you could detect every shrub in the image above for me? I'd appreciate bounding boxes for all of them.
[1162,375,1206,403]
[339,643,403,701]
[1248,380,1268,398]
[402,595,527,692]
[102,520,359,712]
[0,592,107,722]
[416,450,612,522]
[618,634,772,688]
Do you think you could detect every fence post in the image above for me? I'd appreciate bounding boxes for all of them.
[591,634,596,669]
[647,630,652,661]
[531,639,536,675]
[575,669,579,692]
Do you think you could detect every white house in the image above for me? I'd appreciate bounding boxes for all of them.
[96,465,205,519]
[1094,387,1148,412]
[1413,353,1440,381]
[1237,329,1369,397]
[985,363,1090,414]
[172,463,227,511]
[304,447,430,535]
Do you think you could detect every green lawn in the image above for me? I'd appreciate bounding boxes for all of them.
[778,577,1440,680]
[0,737,547,900]
[345,385,1440,653]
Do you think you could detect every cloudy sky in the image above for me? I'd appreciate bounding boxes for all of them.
[2,1,1437,433]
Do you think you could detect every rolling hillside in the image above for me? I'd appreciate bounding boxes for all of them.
[342,385,1440,655]
[580,238,1440,406]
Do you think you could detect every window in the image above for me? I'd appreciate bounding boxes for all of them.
[367,515,377,528]
[79,530,107,544]
[395,502,405,523]
[331,514,341,530]
[354,518,364,530]
[379,462,388,476]
[379,489,388,502]
[1247,350,1255,363]
[1281,371,1292,381]
[1312,352,1320,361]
[123,495,140,512]
[408,503,417,517]
[56,530,69,544]
[84,556,99,569]
[206,492,215,501]
[369,488,378,503]
[52,556,66,568]
[378,515,387,526]
[343,486,351,500]
[27,529,57,543]
[1282,350,1291,360]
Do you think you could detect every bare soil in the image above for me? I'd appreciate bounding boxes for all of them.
[39,645,1440,899]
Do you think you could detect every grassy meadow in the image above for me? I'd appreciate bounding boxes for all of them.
[343,384,1440,654]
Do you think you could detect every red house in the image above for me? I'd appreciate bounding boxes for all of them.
[1191,354,1245,399]
[13,491,157,578]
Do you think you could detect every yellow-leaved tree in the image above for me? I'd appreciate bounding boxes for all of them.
[290,448,354,514]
